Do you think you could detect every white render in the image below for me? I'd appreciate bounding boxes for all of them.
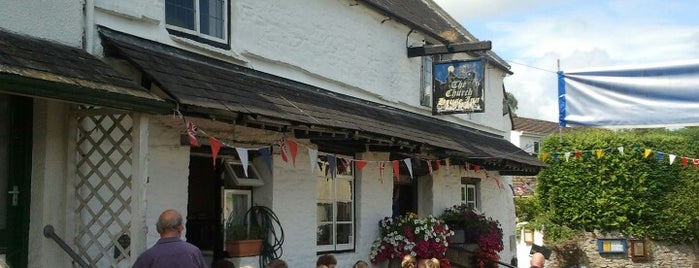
[11,0,523,267]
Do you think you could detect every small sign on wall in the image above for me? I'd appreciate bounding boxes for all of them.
[597,238,627,254]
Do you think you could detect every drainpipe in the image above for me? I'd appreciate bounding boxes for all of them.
[84,0,95,53]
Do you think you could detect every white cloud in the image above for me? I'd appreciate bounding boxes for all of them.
[435,0,699,122]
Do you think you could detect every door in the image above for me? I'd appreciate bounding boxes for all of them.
[0,94,32,267]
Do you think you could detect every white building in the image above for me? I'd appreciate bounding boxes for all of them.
[0,1,542,267]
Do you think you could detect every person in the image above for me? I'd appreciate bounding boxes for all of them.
[132,209,207,268]
[265,259,288,268]
[425,258,440,268]
[316,254,337,268]
[212,259,235,268]
[530,252,545,268]
[401,255,416,268]
[352,260,368,268]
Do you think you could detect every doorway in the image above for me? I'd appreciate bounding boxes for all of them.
[0,94,32,268]
[186,155,224,264]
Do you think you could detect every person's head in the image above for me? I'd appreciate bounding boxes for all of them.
[425,258,440,268]
[264,259,288,268]
[316,254,337,268]
[530,252,545,268]
[155,209,184,238]
[352,260,369,268]
[401,254,416,268]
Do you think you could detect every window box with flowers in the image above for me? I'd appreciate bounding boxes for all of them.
[370,213,453,268]
[439,204,504,268]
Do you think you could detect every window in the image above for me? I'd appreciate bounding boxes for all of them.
[222,158,264,187]
[165,0,227,42]
[316,156,355,252]
[533,142,540,154]
[460,177,480,210]
[420,56,433,107]
[222,189,251,247]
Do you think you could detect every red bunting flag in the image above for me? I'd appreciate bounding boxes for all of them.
[186,121,199,147]
[277,139,298,167]
[474,165,481,173]
[435,160,441,170]
[288,140,298,167]
[355,160,367,171]
[574,151,581,159]
[682,157,689,166]
[208,136,222,168]
[392,160,400,181]
[693,159,699,168]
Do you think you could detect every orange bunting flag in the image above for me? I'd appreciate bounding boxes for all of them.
[574,151,581,159]
[355,160,367,171]
[595,149,604,159]
[682,157,689,166]
[392,160,400,180]
[186,121,200,147]
[208,136,222,168]
[540,153,549,161]
[644,149,652,158]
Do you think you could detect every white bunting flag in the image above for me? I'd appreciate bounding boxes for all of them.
[404,158,413,178]
[308,148,318,172]
[564,152,571,162]
[618,146,624,155]
[235,147,249,177]
[669,154,676,165]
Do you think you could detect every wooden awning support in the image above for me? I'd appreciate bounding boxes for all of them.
[407,41,492,57]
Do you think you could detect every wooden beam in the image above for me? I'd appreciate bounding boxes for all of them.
[407,41,492,58]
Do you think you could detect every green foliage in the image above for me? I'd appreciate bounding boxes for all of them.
[535,127,699,243]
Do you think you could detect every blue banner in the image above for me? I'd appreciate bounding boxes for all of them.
[558,60,699,127]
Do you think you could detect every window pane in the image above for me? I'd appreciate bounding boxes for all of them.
[165,0,195,30]
[200,0,225,38]
[420,56,433,107]
[336,223,352,244]
[336,202,352,221]
[317,203,332,222]
[317,223,333,246]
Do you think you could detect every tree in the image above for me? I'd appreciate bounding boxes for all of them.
[534,127,699,243]
[505,92,518,117]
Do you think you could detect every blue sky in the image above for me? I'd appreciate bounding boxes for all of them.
[434,0,699,122]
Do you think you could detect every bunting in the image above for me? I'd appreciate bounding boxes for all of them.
[209,136,222,167]
[404,158,413,178]
[235,148,249,177]
[186,121,200,147]
[378,162,386,183]
[392,160,400,181]
[541,145,699,168]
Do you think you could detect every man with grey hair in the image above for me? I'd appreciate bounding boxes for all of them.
[132,209,207,268]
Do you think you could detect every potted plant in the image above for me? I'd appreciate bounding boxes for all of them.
[439,204,504,268]
[369,212,453,268]
[224,220,264,257]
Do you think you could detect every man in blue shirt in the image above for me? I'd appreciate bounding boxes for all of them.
[133,209,208,268]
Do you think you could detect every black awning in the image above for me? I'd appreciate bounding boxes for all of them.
[98,27,544,174]
[0,29,172,113]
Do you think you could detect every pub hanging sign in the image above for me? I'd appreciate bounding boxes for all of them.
[432,59,485,115]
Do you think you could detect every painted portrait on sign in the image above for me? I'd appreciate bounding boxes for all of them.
[432,59,485,115]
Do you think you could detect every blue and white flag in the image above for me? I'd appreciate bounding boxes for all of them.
[558,59,699,128]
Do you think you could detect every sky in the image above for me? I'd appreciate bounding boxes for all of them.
[433,0,699,122]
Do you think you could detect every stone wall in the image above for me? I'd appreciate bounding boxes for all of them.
[545,232,698,268]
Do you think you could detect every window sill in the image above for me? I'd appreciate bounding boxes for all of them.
[167,30,250,66]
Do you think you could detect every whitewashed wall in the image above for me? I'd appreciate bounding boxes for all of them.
[0,0,83,47]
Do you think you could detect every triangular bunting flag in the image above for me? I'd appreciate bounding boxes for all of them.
[618,146,624,155]
[278,140,291,164]
[694,159,699,168]
[669,154,676,165]
[564,152,571,162]
[427,160,433,177]
[553,153,559,162]
[288,140,298,167]
[235,147,249,177]
[378,162,386,183]
[435,160,441,170]
[308,148,318,173]
[682,156,688,166]
[540,153,549,161]
[392,160,400,181]
[464,163,470,171]
[356,160,367,172]
[474,165,481,173]
[403,158,413,178]
[259,147,273,172]
[595,149,604,159]
[208,136,222,168]
[656,152,664,162]
[574,151,581,160]
[644,149,652,158]
[327,155,337,178]
[186,121,200,147]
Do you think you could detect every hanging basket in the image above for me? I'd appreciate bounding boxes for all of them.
[225,239,263,257]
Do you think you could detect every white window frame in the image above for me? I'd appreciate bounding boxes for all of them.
[222,189,251,247]
[316,156,355,252]
[222,158,264,187]
[165,0,228,43]
[460,179,479,210]
[420,56,433,108]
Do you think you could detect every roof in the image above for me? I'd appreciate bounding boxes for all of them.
[360,0,512,72]
[98,27,543,174]
[0,28,172,113]
[513,117,560,135]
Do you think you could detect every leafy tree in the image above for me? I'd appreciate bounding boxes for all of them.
[534,127,699,243]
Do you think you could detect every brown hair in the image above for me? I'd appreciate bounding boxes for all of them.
[316,254,337,266]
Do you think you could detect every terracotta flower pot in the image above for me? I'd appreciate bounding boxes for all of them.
[225,239,263,257]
